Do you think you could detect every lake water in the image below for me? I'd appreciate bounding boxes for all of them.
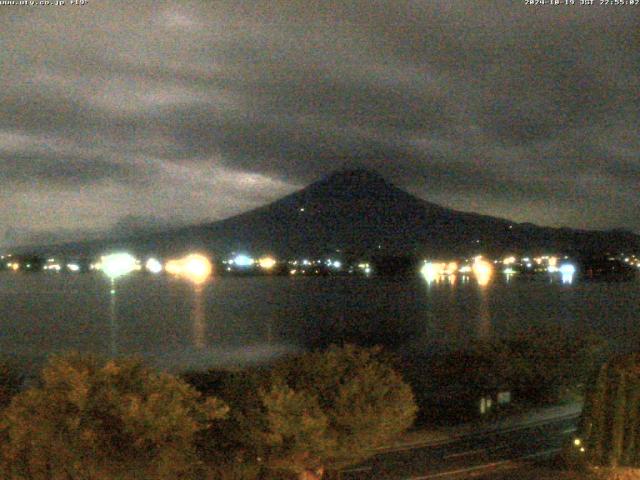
[1,272,639,373]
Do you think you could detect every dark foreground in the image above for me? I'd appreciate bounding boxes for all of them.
[341,412,579,479]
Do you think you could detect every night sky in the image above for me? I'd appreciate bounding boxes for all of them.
[1,1,638,247]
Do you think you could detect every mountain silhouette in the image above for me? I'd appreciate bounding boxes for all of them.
[20,169,640,259]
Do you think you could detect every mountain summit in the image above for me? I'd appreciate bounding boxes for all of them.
[28,169,640,258]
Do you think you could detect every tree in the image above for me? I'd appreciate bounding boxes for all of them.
[0,352,227,480]
[0,359,23,410]
[580,353,640,470]
[469,326,607,404]
[201,345,417,480]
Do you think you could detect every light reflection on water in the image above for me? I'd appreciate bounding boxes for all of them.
[0,272,638,372]
[192,283,206,350]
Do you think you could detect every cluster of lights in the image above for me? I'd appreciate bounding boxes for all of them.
[165,254,212,284]
[495,254,573,277]
[229,254,254,267]
[258,256,277,270]
[621,254,640,269]
[472,257,493,286]
[420,258,491,286]
[98,253,138,279]
[358,263,372,275]
[420,262,458,283]
[224,254,286,272]
[7,262,20,271]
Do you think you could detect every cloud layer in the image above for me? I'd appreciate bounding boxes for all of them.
[1,0,638,246]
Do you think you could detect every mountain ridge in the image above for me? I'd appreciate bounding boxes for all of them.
[10,169,640,258]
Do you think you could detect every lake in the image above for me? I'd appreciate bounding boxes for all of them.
[1,272,639,373]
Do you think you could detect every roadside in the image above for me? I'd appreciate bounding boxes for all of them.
[477,463,586,480]
[374,401,582,453]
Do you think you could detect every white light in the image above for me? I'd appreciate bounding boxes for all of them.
[99,253,138,279]
[332,260,342,269]
[145,258,163,274]
[421,262,441,283]
[559,264,576,275]
[560,263,575,284]
[67,263,80,272]
[234,254,254,267]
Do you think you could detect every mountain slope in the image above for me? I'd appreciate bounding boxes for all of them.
[24,169,640,258]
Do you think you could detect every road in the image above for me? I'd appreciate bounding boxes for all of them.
[340,413,580,479]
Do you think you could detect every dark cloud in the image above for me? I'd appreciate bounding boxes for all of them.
[0,153,150,186]
[0,0,639,246]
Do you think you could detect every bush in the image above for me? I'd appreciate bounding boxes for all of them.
[580,354,640,470]
[0,360,23,410]
[0,352,227,480]
[190,345,417,480]
[589,467,640,480]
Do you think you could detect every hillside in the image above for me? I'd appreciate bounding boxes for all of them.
[21,169,640,259]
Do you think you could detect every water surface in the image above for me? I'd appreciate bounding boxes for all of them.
[0,272,638,372]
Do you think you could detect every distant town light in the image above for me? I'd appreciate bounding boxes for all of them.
[258,256,277,270]
[421,262,440,284]
[233,254,254,267]
[559,264,576,275]
[559,263,575,284]
[99,253,137,279]
[166,253,212,284]
[67,263,81,273]
[145,258,163,274]
[503,256,516,265]
[473,258,493,286]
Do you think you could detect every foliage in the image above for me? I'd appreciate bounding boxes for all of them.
[488,326,608,403]
[588,467,640,480]
[0,359,23,410]
[407,326,607,415]
[0,352,228,480]
[580,354,640,469]
[190,345,417,479]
